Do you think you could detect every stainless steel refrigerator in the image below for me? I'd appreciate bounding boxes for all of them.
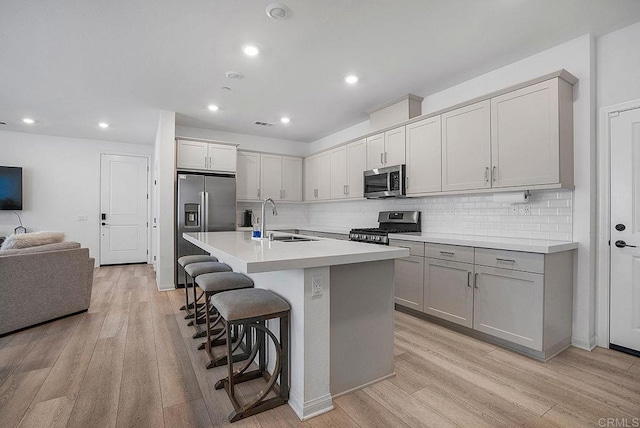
[176,172,236,286]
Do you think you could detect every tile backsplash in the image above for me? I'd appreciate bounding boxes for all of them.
[239,189,573,241]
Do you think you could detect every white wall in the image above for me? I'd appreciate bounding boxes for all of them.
[597,21,640,109]
[176,125,308,157]
[306,34,597,348]
[307,120,371,155]
[0,130,153,265]
[153,111,176,290]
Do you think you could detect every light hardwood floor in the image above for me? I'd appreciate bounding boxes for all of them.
[0,264,638,427]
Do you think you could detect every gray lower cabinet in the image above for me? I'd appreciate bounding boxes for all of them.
[395,256,424,311]
[392,239,573,360]
[424,258,474,328]
[473,266,544,351]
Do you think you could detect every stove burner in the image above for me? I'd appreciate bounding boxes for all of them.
[349,211,421,245]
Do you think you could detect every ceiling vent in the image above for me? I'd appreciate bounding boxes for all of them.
[255,121,275,127]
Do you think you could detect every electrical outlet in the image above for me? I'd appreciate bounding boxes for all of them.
[510,205,518,215]
[448,203,455,215]
[77,215,88,221]
[519,204,531,215]
[312,276,323,297]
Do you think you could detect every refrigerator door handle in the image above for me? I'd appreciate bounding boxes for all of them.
[204,192,210,231]
[199,191,205,232]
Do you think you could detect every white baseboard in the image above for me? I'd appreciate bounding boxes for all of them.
[572,335,596,351]
[288,393,334,421]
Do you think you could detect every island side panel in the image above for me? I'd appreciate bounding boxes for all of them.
[329,260,395,396]
[249,267,333,420]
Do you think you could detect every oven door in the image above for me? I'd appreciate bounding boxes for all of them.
[364,165,405,198]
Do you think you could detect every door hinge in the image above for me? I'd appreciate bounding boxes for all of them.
[147,193,149,199]
[147,222,149,227]
[609,240,611,246]
[146,250,148,255]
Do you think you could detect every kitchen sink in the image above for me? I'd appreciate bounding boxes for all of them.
[272,235,318,242]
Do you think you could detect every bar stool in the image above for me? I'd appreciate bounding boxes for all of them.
[211,288,290,423]
[184,261,232,338]
[177,255,218,316]
[195,272,254,368]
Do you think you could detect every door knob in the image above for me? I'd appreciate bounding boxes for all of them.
[615,240,637,248]
[615,224,626,231]
[102,222,109,226]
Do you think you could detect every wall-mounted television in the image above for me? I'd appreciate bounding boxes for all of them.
[0,166,23,210]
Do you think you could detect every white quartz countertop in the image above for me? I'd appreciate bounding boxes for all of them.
[388,232,578,254]
[184,231,409,273]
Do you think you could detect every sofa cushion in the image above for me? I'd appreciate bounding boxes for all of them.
[1,231,64,250]
[0,241,80,257]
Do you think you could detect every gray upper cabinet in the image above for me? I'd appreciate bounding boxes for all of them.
[406,116,442,195]
[441,100,492,191]
[491,78,573,189]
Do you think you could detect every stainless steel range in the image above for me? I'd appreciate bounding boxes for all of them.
[349,211,421,245]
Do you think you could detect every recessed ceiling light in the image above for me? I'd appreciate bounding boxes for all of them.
[225,71,243,79]
[22,118,34,124]
[280,117,290,124]
[344,75,359,84]
[266,3,291,19]
[208,104,219,112]
[99,122,109,128]
[242,45,260,57]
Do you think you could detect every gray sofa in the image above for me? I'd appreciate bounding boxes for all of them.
[0,241,95,336]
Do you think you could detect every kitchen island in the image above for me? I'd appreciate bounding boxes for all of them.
[183,231,409,420]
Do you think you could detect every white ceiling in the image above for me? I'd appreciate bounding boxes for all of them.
[2,1,640,145]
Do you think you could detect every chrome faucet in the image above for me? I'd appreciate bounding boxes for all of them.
[260,198,278,239]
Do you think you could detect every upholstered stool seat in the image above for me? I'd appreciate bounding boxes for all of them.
[177,255,219,314]
[178,255,218,266]
[195,272,255,368]
[185,261,231,277]
[212,288,289,322]
[211,288,290,423]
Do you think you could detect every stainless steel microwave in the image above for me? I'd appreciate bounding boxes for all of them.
[363,164,406,198]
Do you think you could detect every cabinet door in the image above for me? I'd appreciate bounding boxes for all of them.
[176,140,208,170]
[491,79,559,188]
[384,126,406,166]
[208,144,237,172]
[236,151,261,201]
[424,258,474,328]
[406,116,441,195]
[347,139,366,199]
[316,152,331,200]
[282,156,302,201]
[395,255,424,311]
[366,133,385,170]
[442,100,491,191]
[473,265,543,351]
[260,154,282,200]
[330,146,348,199]
[304,156,318,201]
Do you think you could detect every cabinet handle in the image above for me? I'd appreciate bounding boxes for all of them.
[496,258,516,263]
[346,184,349,194]
[474,273,479,289]
[257,188,260,198]
[467,271,472,288]
[380,153,384,164]
[384,152,388,164]
[439,251,455,256]
[314,188,318,198]
[205,155,208,169]
[492,166,497,182]
[485,167,489,183]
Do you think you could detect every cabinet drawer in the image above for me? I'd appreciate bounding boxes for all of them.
[474,248,543,274]
[424,243,474,264]
[389,239,425,257]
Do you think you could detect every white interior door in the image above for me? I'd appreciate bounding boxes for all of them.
[610,108,640,354]
[100,154,149,265]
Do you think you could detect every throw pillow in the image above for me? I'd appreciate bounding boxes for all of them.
[0,231,65,250]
